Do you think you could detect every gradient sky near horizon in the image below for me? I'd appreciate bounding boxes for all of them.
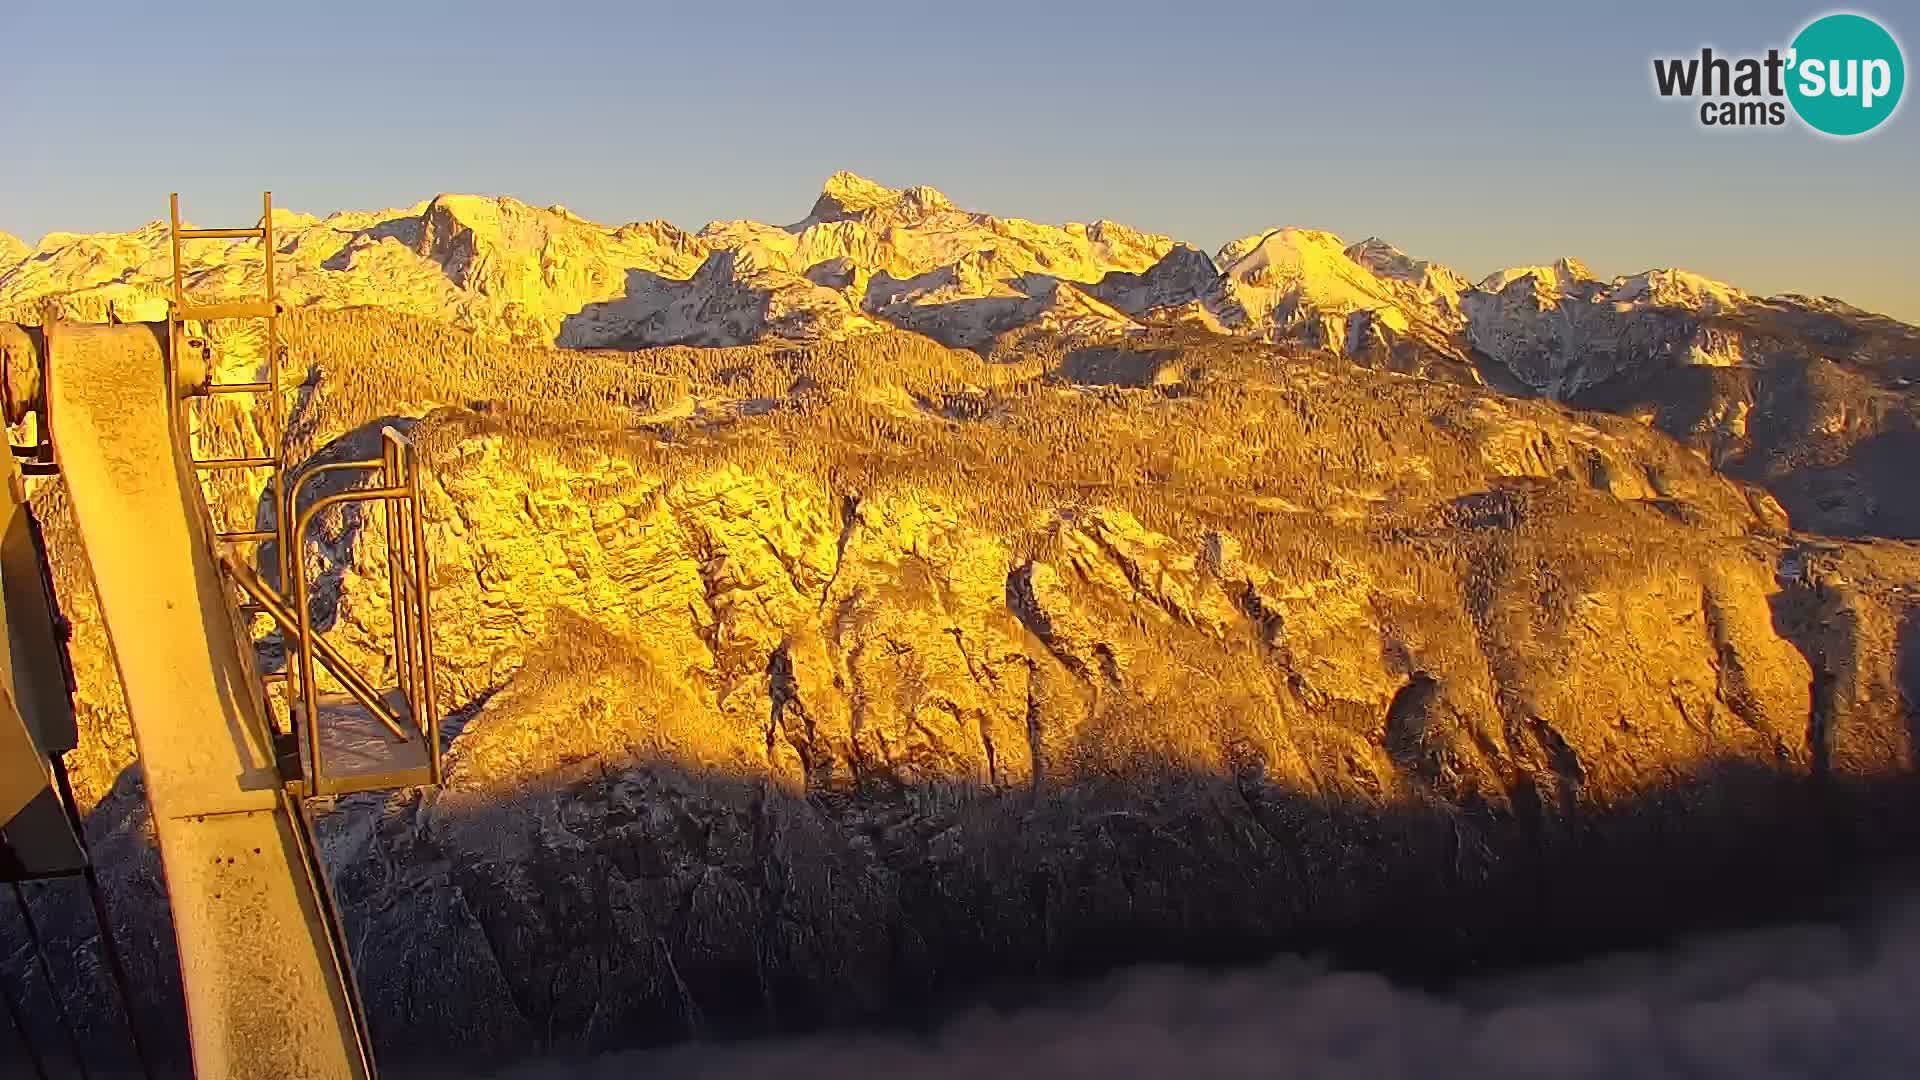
[3,0,1915,320]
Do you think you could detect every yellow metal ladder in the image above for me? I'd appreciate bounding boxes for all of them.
[167,190,300,736]
[167,191,290,582]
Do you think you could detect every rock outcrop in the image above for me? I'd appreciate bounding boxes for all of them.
[0,230,26,272]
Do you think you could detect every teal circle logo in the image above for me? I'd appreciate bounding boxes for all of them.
[1788,13,1905,136]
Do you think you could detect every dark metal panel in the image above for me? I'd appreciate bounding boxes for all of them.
[2,455,77,755]
[0,750,84,881]
[0,449,85,879]
[0,689,50,834]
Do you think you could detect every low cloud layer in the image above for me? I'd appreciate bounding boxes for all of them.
[480,884,1920,1080]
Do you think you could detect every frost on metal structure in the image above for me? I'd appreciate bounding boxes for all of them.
[47,321,373,1080]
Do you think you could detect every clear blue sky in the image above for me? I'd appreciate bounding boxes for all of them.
[4,0,1915,320]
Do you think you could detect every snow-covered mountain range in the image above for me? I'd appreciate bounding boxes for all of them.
[1,171,1912,402]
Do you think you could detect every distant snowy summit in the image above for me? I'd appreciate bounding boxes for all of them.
[1,172,1904,399]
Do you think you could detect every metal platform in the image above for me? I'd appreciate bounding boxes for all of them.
[294,690,434,796]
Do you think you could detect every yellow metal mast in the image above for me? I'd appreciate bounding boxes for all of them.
[49,320,376,1080]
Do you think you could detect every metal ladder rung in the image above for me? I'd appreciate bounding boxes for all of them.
[176,227,266,240]
[206,381,272,395]
[175,300,279,321]
[193,455,277,471]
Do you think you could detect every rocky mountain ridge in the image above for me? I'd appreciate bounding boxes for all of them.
[8,175,1912,542]
[6,172,1909,382]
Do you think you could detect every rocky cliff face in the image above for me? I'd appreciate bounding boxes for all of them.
[300,339,1920,1064]
[7,315,1916,1070]
[1568,299,1920,539]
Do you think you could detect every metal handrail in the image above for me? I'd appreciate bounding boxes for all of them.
[217,554,408,741]
[286,459,385,513]
[380,434,418,757]
[293,484,406,780]
[281,427,437,792]
[380,427,438,784]
[280,459,383,601]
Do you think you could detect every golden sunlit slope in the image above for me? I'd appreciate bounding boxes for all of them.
[28,307,1910,824]
[11,307,1919,1066]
